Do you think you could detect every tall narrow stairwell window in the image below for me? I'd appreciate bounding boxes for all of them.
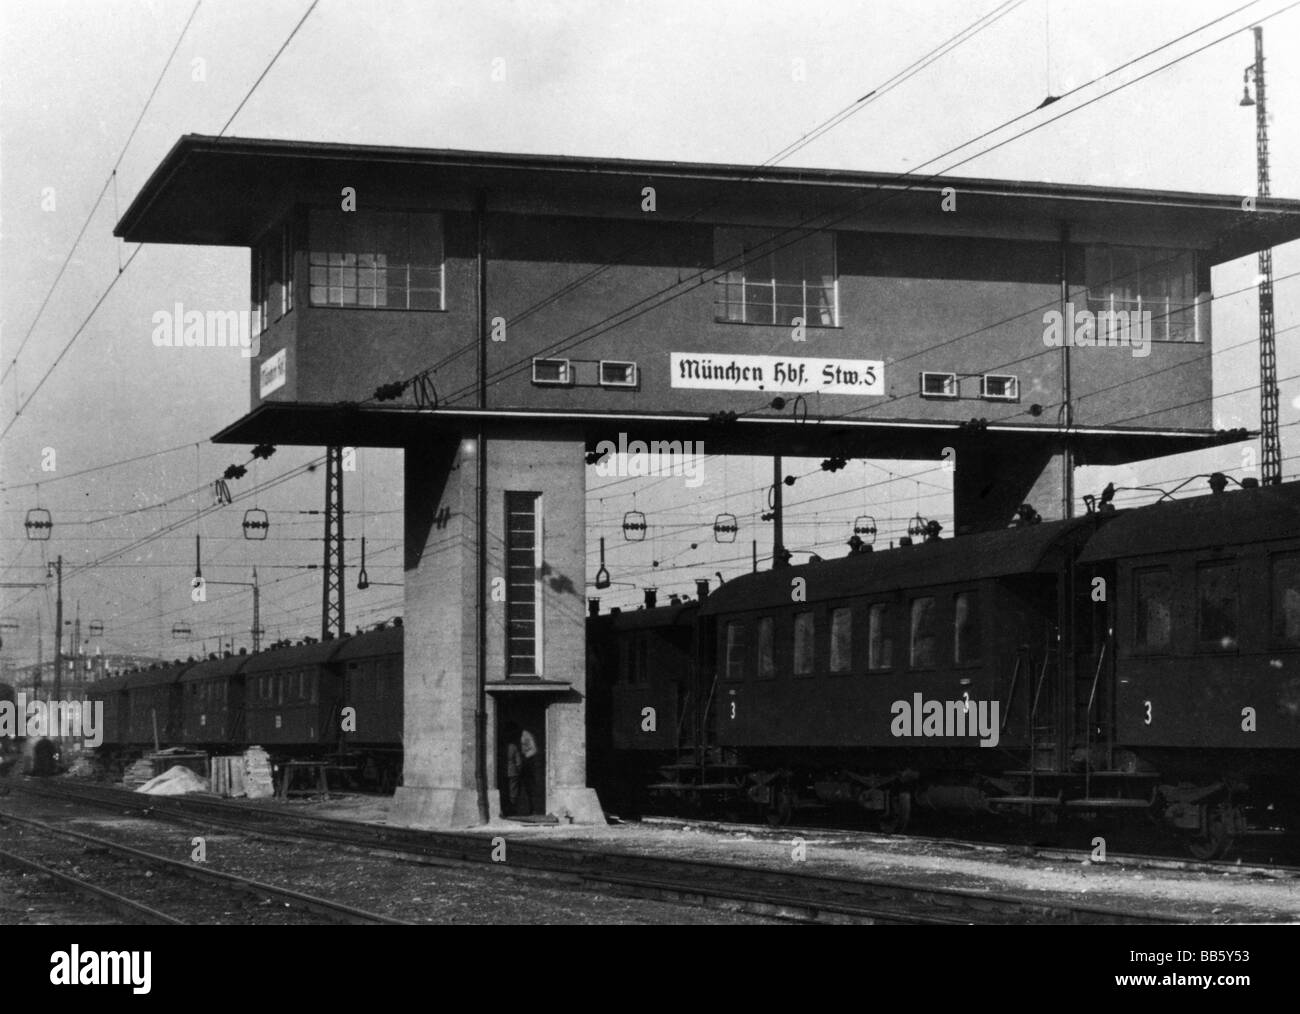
[506,492,542,676]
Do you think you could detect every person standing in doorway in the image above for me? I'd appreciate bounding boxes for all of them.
[503,722,527,816]
[519,726,541,815]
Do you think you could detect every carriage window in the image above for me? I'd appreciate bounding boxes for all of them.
[829,607,852,673]
[1196,562,1238,652]
[1134,568,1172,653]
[311,674,318,704]
[910,597,937,668]
[954,591,981,663]
[868,603,894,670]
[299,671,307,701]
[724,622,746,680]
[635,637,649,686]
[757,617,775,679]
[793,611,815,676]
[1271,552,1300,647]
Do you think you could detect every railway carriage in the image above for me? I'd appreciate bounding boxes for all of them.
[85,672,129,755]
[337,623,404,788]
[591,479,1300,856]
[587,601,700,813]
[178,652,249,747]
[1075,481,1300,856]
[244,639,344,750]
[695,518,1101,826]
[123,662,192,749]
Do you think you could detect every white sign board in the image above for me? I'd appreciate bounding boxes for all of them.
[670,353,883,396]
[259,348,286,398]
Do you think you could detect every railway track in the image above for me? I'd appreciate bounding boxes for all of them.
[637,815,1300,881]
[11,779,1199,924]
[0,801,410,925]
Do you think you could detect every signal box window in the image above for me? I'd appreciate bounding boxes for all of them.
[309,210,444,310]
[829,607,852,673]
[1196,562,1239,652]
[756,617,775,679]
[724,621,746,680]
[1271,553,1300,647]
[1134,568,1172,654]
[909,597,937,669]
[954,591,981,664]
[793,611,815,676]
[714,228,837,327]
[1085,245,1199,343]
[868,603,894,670]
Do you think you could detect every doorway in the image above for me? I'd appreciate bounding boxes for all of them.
[496,699,547,817]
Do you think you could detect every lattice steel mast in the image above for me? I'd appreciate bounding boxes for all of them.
[322,447,345,638]
[1244,26,1280,483]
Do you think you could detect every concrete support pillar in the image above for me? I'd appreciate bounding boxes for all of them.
[391,428,603,828]
[951,441,1071,535]
[391,435,485,827]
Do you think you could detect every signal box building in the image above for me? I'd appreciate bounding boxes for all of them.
[117,136,1300,826]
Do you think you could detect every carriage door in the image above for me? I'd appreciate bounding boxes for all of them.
[1074,560,1116,763]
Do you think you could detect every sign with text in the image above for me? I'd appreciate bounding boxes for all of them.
[259,348,286,397]
[670,353,883,395]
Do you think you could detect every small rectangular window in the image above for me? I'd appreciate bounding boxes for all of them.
[980,375,1018,401]
[920,372,958,399]
[532,358,571,386]
[1134,567,1172,654]
[829,607,852,673]
[724,621,746,680]
[868,603,894,670]
[910,597,937,668]
[1271,552,1300,647]
[793,611,815,676]
[757,616,775,679]
[954,591,981,663]
[599,361,638,387]
[282,221,294,315]
[1196,561,1238,652]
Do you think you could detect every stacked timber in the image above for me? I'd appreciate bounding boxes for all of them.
[209,755,246,798]
[122,757,154,789]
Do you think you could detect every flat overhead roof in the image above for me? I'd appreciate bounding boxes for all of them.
[211,400,1251,465]
[117,135,1300,261]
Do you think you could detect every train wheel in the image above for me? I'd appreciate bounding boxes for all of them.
[879,790,912,834]
[1187,803,1235,861]
[765,783,795,826]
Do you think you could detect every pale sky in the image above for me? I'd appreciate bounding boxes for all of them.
[2,0,1298,664]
